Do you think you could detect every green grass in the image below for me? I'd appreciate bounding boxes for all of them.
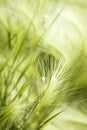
[0,0,87,130]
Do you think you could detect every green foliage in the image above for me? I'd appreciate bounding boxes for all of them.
[0,0,87,130]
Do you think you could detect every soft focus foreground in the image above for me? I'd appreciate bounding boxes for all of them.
[0,0,87,130]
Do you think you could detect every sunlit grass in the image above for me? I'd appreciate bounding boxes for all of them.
[0,0,87,130]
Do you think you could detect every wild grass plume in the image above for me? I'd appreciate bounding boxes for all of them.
[0,0,87,130]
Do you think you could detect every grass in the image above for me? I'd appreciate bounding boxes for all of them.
[0,0,87,130]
